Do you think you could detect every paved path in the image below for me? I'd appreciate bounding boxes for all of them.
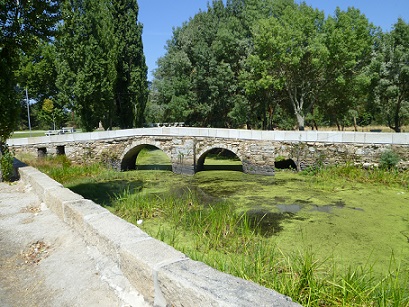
[0,180,150,307]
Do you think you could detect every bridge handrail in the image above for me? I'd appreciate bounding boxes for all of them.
[7,127,409,147]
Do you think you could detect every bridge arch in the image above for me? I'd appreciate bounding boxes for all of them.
[196,145,244,173]
[120,140,172,171]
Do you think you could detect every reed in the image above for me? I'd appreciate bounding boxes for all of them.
[18,155,409,306]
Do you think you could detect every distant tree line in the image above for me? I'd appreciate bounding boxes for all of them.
[148,0,409,132]
[1,0,148,144]
[1,0,408,146]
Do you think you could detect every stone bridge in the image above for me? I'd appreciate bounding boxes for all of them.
[7,128,409,174]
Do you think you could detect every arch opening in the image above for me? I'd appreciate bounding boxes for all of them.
[56,145,65,156]
[121,144,171,171]
[196,148,243,172]
[274,158,297,170]
[37,147,47,158]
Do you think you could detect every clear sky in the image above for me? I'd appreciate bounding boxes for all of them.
[138,0,409,80]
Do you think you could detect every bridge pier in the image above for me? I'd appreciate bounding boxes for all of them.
[172,163,195,175]
[242,161,275,176]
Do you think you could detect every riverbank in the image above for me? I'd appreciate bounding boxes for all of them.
[20,151,409,306]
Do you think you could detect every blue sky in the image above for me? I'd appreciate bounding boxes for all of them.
[138,1,409,80]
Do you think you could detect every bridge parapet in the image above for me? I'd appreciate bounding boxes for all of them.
[7,128,409,146]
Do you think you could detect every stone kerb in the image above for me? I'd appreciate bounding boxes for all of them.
[17,164,300,307]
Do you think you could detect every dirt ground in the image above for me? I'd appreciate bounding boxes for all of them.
[0,180,150,307]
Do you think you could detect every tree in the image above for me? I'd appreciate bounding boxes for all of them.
[248,4,327,130]
[151,0,259,128]
[56,0,148,131]
[40,98,65,130]
[17,41,59,103]
[0,0,59,142]
[370,18,409,132]
[56,0,117,131]
[112,0,148,128]
[321,7,374,130]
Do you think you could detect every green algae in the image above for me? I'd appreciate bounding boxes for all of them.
[24,151,409,305]
[57,148,409,276]
[193,169,409,275]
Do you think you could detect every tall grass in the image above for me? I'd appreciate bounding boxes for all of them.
[304,162,409,190]
[19,156,409,306]
[110,186,409,306]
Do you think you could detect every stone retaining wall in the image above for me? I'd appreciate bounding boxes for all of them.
[17,163,301,307]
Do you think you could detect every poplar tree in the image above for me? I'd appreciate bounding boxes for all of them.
[56,0,147,131]
[370,18,409,132]
[56,0,116,131]
[112,0,148,128]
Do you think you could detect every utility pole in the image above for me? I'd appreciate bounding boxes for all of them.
[25,87,32,137]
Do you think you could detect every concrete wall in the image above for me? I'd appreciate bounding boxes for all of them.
[16,163,301,307]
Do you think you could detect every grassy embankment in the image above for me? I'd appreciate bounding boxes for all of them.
[17,149,409,306]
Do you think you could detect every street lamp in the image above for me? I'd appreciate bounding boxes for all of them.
[25,87,32,137]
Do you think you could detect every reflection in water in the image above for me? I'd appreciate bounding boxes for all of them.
[276,204,302,213]
[245,209,306,237]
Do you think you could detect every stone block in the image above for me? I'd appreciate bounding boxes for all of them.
[63,199,109,231]
[392,133,409,145]
[342,132,357,143]
[221,128,238,139]
[78,209,152,264]
[282,131,301,142]
[353,132,366,143]
[18,166,62,201]
[111,129,134,138]
[44,186,84,220]
[305,131,318,142]
[317,132,343,143]
[237,129,253,140]
[157,259,301,307]
[260,130,275,140]
[364,132,393,144]
[7,137,28,146]
[119,239,187,304]
[249,130,263,140]
[72,132,93,142]
[17,165,38,183]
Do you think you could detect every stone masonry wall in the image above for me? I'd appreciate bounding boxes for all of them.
[8,128,409,174]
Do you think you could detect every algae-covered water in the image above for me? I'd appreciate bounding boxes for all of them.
[65,148,409,275]
[172,170,408,274]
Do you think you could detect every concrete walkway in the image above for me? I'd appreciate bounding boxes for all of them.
[0,180,150,307]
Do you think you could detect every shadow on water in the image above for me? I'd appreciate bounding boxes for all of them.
[276,204,302,213]
[136,164,172,171]
[168,185,223,205]
[245,209,305,237]
[201,165,243,171]
[69,180,143,207]
[310,201,346,213]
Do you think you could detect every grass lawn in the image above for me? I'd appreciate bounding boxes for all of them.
[10,130,48,138]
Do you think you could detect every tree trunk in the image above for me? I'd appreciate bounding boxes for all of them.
[295,112,305,131]
[353,116,357,132]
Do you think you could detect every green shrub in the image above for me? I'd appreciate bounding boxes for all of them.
[0,144,14,182]
[0,153,13,181]
[379,150,400,170]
